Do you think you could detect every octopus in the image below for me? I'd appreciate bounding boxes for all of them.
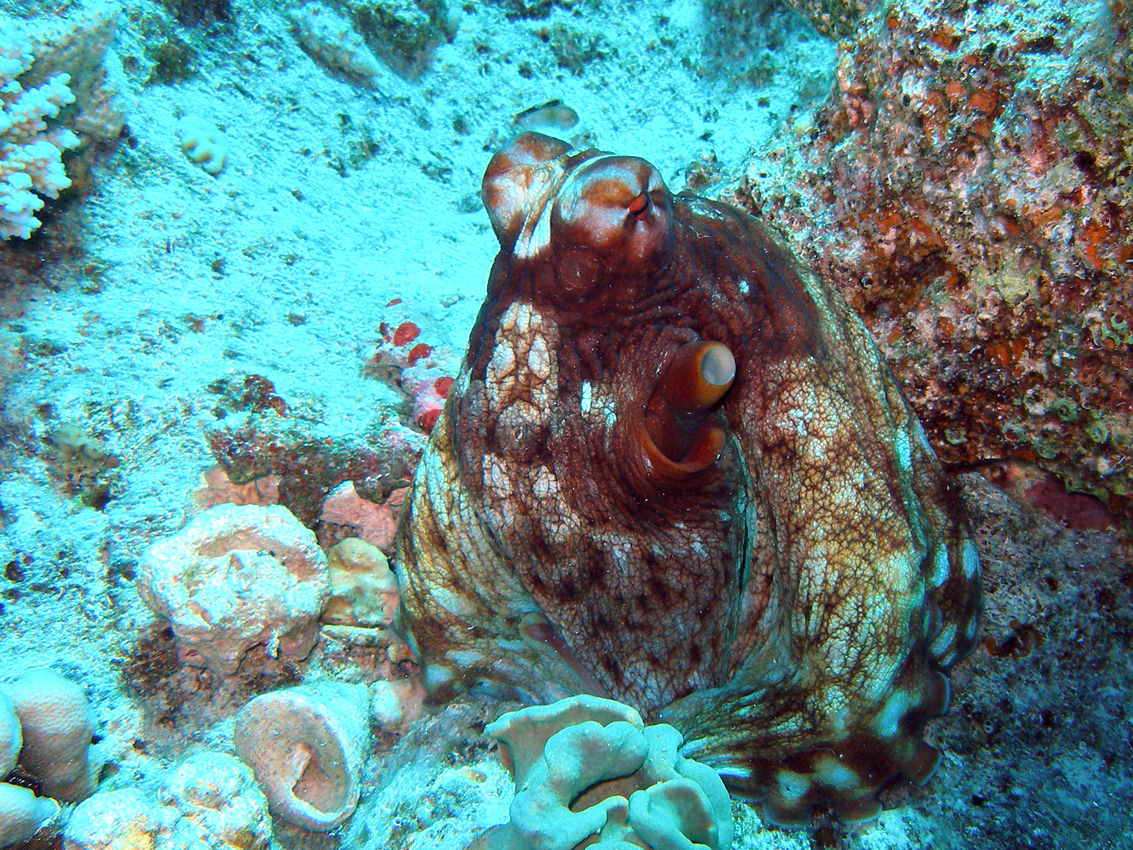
[393,133,982,824]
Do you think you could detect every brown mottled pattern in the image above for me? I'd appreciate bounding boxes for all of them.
[394,134,982,823]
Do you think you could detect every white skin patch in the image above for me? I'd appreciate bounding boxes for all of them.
[929,544,951,588]
[450,649,491,670]
[432,584,477,617]
[776,770,812,803]
[930,622,959,663]
[534,469,575,548]
[511,302,533,336]
[487,302,555,410]
[716,764,753,782]
[527,333,552,380]
[531,466,560,501]
[509,163,566,259]
[965,616,979,642]
[824,691,851,737]
[607,538,635,577]
[872,689,913,738]
[813,754,861,791]
[894,429,913,479]
[518,208,552,258]
[962,538,980,579]
[487,342,517,390]
[580,385,618,427]
[482,456,515,527]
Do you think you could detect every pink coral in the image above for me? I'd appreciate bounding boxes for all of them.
[319,481,397,550]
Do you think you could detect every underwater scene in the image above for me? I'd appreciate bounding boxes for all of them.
[1,0,1131,847]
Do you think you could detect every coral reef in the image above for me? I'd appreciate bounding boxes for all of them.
[0,783,58,849]
[159,0,232,28]
[469,695,733,850]
[319,533,415,654]
[290,0,454,82]
[177,115,227,174]
[346,0,455,79]
[1,0,1128,848]
[233,682,370,832]
[205,371,424,526]
[367,313,461,433]
[0,8,126,240]
[135,504,331,675]
[886,472,1133,847]
[0,691,18,775]
[2,669,96,803]
[0,671,96,847]
[395,132,981,824]
[157,751,272,850]
[206,422,420,526]
[781,0,871,38]
[65,752,272,850]
[322,536,399,629]
[0,686,59,849]
[484,0,575,21]
[23,9,125,144]
[0,23,79,240]
[43,422,122,510]
[739,0,1133,523]
[64,788,161,850]
[369,677,425,730]
[319,482,399,551]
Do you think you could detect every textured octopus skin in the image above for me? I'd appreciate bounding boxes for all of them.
[393,133,982,824]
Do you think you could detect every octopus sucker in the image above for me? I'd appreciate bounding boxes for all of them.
[393,132,982,823]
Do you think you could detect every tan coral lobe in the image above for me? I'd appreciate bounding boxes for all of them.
[395,132,982,824]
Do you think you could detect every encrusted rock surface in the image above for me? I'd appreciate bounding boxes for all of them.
[738,0,1133,524]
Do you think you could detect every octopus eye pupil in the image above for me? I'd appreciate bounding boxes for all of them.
[628,192,650,220]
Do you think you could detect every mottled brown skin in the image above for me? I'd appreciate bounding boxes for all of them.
[394,133,982,824]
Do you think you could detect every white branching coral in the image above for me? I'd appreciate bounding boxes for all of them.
[0,23,80,240]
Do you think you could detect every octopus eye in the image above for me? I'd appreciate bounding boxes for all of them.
[628,191,650,221]
[549,155,675,295]
[481,132,574,249]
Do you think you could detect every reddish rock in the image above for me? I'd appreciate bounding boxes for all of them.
[737,0,1132,524]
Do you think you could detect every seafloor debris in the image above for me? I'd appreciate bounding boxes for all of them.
[177,114,227,174]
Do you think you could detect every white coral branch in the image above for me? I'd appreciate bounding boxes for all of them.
[0,26,80,240]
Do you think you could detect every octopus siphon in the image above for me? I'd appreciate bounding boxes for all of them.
[393,132,982,824]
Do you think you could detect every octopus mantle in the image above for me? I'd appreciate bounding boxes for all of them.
[394,133,982,824]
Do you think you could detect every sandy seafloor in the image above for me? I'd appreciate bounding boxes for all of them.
[1,0,1132,848]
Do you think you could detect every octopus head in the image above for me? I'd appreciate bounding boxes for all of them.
[481,132,676,308]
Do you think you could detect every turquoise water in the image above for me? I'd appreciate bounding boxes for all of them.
[1,0,1130,848]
